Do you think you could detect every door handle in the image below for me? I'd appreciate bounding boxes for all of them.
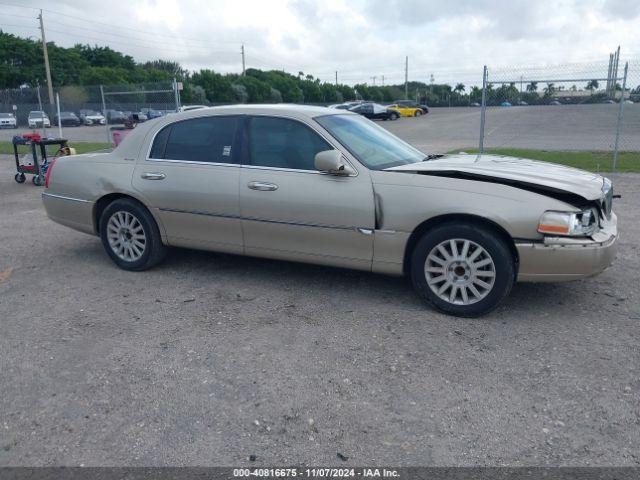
[141,172,166,180]
[248,181,278,191]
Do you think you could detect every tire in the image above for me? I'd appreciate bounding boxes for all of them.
[414,110,422,117]
[32,175,43,186]
[15,173,26,183]
[391,113,399,120]
[410,223,515,317]
[99,198,167,271]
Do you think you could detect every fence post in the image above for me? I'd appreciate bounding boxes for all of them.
[55,91,62,139]
[36,85,46,138]
[479,65,488,153]
[173,78,181,112]
[100,85,110,145]
[612,62,628,172]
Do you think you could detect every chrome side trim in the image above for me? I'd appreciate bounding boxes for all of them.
[42,192,92,204]
[158,207,359,231]
[146,158,240,167]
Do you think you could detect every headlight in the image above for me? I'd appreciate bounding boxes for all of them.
[538,210,596,236]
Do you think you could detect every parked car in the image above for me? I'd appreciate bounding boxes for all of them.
[602,99,615,104]
[123,111,148,123]
[42,105,618,317]
[79,110,106,126]
[470,102,481,107]
[349,102,399,120]
[106,110,128,124]
[329,102,362,110]
[393,100,429,114]
[179,105,208,112]
[28,111,51,128]
[517,101,529,106]
[500,101,512,107]
[387,104,424,117]
[623,100,634,104]
[141,108,164,119]
[0,112,17,128]
[549,100,562,106]
[54,111,81,127]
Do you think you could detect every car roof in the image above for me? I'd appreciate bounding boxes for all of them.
[114,104,356,157]
[169,104,357,121]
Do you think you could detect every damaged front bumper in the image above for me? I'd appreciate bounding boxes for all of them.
[516,213,618,282]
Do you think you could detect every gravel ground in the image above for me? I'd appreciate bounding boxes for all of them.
[0,156,639,467]
[3,103,639,153]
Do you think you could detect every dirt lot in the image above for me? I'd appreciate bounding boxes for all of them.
[0,156,639,466]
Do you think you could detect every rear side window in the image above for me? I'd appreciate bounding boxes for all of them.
[149,116,238,163]
[248,116,331,170]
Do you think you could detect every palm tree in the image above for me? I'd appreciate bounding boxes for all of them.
[544,83,555,96]
[526,82,538,92]
[586,79,599,93]
[454,83,465,94]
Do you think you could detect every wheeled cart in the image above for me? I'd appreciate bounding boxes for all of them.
[12,135,70,186]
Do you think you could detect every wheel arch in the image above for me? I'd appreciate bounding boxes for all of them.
[93,192,165,239]
[402,213,519,276]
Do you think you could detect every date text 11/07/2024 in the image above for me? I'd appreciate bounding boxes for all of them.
[232,468,400,477]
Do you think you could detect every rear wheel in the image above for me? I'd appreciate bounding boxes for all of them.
[410,223,515,317]
[99,198,167,271]
[414,110,422,117]
[391,112,399,120]
[15,173,26,183]
[32,175,43,186]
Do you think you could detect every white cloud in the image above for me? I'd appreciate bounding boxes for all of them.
[4,0,639,86]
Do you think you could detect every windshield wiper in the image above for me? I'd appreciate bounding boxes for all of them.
[422,154,443,161]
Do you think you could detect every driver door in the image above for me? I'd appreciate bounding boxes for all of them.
[239,115,375,271]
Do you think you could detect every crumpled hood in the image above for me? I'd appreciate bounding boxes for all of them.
[385,153,606,201]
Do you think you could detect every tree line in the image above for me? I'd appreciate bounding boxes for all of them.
[2,31,636,108]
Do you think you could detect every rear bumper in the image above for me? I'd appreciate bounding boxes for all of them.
[42,192,96,236]
[516,213,617,282]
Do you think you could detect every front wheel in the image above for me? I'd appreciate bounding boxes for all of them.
[391,112,399,120]
[15,173,26,183]
[414,110,422,117]
[410,223,515,317]
[99,198,167,271]
[32,175,44,186]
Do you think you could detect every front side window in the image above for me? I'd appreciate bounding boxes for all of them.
[248,116,331,170]
[149,116,238,163]
[315,114,425,170]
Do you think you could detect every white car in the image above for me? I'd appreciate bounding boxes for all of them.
[79,110,106,126]
[178,105,208,112]
[28,111,51,128]
[0,112,17,128]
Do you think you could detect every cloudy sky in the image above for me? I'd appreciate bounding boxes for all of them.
[1,0,639,85]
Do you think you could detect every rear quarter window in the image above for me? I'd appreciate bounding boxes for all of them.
[149,116,239,163]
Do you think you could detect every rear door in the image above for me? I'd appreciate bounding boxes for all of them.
[132,115,243,254]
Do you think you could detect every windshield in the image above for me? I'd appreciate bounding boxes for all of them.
[29,111,46,117]
[0,113,13,118]
[315,114,425,170]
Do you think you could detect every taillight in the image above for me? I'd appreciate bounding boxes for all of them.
[44,158,56,188]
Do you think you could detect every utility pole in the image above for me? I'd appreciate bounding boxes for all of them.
[38,10,54,105]
[335,71,338,86]
[381,75,384,86]
[612,46,620,97]
[370,76,377,86]
[241,44,246,75]
[404,56,409,99]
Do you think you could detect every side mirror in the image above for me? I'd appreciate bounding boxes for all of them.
[314,150,355,176]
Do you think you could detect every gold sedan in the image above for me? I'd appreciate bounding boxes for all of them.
[42,105,617,317]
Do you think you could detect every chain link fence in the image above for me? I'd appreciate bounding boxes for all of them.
[477,58,639,172]
[0,81,180,144]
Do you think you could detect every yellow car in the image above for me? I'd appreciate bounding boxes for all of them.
[386,104,424,117]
